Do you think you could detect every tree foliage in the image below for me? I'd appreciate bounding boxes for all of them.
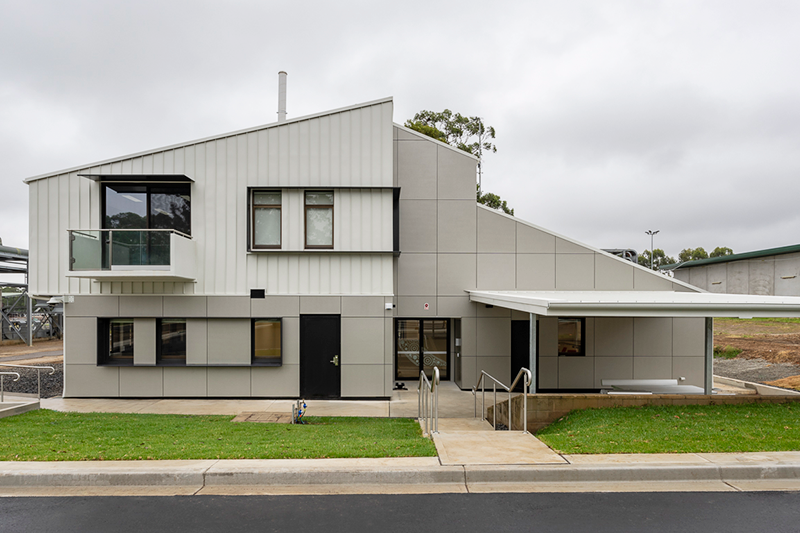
[637,249,676,269]
[405,109,496,157]
[679,247,709,262]
[476,186,513,216]
[406,109,513,216]
[710,246,734,258]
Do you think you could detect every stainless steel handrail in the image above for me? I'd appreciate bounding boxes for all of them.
[418,367,440,437]
[472,367,532,433]
[0,364,56,400]
[0,371,21,402]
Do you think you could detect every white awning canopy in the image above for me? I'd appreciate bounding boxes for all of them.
[467,290,800,318]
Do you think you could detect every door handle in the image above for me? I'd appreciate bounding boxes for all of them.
[330,355,339,366]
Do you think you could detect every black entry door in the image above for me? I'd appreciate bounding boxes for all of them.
[300,315,341,399]
[511,321,530,392]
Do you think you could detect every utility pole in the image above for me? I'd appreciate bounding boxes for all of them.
[645,230,660,270]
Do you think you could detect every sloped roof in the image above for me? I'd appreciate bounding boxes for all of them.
[24,97,394,184]
[468,290,800,318]
[665,244,800,271]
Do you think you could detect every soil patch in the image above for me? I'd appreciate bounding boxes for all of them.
[714,319,800,391]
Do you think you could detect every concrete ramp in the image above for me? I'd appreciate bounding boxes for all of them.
[432,418,567,466]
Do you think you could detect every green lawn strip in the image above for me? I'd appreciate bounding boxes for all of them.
[716,317,800,325]
[0,410,437,461]
[536,403,800,454]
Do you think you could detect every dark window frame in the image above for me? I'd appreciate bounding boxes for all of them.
[251,318,283,367]
[251,190,282,250]
[97,317,135,366]
[156,318,187,366]
[394,318,450,381]
[557,317,586,357]
[304,190,334,249]
[101,183,192,235]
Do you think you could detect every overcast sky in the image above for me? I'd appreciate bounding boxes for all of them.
[2,0,799,273]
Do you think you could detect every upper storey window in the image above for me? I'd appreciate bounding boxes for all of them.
[305,191,333,249]
[103,184,191,235]
[252,191,282,249]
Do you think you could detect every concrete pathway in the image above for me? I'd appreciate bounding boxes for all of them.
[433,418,566,466]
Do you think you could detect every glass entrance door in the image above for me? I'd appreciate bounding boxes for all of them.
[396,319,449,380]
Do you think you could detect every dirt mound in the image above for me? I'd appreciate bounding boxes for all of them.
[715,333,800,366]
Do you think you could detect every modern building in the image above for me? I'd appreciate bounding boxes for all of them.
[24,97,800,399]
[666,245,800,297]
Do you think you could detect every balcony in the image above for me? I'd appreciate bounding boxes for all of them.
[67,230,196,282]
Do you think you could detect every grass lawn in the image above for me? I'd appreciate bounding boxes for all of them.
[0,410,437,461]
[537,403,800,454]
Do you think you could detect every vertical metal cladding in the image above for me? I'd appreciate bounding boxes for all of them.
[27,99,394,297]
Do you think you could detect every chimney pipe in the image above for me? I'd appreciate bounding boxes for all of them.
[277,71,287,122]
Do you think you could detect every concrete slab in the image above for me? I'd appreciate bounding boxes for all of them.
[197,483,468,495]
[435,431,567,466]
[390,381,477,418]
[203,458,464,486]
[698,451,800,464]
[564,453,711,465]
[436,418,494,432]
[0,400,39,419]
[0,460,216,487]
[727,479,800,491]
[0,486,201,497]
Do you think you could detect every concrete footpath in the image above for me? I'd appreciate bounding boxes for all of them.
[2,453,800,496]
[2,381,800,495]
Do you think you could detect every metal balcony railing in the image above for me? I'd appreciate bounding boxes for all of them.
[68,229,191,272]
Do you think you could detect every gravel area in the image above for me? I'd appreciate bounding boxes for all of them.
[714,357,800,384]
[0,364,63,398]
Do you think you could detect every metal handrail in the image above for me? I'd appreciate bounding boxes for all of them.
[472,367,532,433]
[418,367,440,437]
[0,372,21,402]
[69,228,192,239]
[0,364,55,400]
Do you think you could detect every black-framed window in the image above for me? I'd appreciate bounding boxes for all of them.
[251,191,282,249]
[395,318,449,380]
[157,319,186,366]
[252,318,282,366]
[557,318,585,356]
[305,191,333,249]
[103,183,191,235]
[98,318,134,366]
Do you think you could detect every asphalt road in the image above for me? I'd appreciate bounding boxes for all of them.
[2,492,800,533]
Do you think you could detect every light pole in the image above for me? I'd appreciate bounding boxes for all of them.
[645,230,660,270]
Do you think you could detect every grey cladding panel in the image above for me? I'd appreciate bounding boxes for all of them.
[207,319,251,365]
[164,296,207,317]
[516,254,556,290]
[398,254,437,296]
[399,200,437,253]
[67,296,119,317]
[477,254,516,290]
[437,253,476,296]
[477,208,516,253]
[396,139,437,199]
[594,254,634,290]
[207,297,250,318]
[64,317,98,365]
[120,297,163,317]
[437,201,477,253]
[251,296,300,317]
[437,146,476,200]
[516,224,556,253]
[555,254,594,290]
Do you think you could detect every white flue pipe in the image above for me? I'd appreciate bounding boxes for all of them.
[278,71,287,122]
